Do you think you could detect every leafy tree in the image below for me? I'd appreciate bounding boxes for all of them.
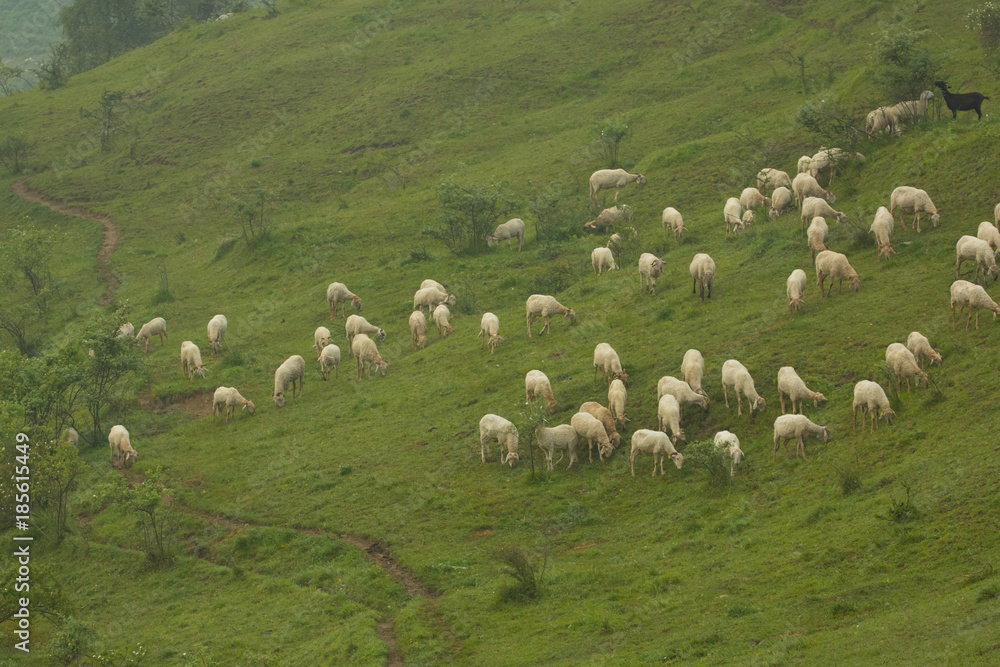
[34,440,82,542]
[968,2,1000,77]
[31,42,70,90]
[60,0,160,72]
[0,135,35,173]
[82,308,142,440]
[866,28,942,101]
[595,115,631,169]
[431,180,517,255]
[231,181,274,247]
[80,90,127,151]
[0,226,55,355]
[3,224,54,297]
[0,58,25,96]
[98,467,175,562]
[0,560,69,624]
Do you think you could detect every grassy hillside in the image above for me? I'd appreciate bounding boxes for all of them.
[0,0,72,89]
[3,0,1000,664]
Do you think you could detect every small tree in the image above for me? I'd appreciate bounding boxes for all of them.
[0,135,35,174]
[866,28,942,101]
[432,180,517,255]
[100,467,174,562]
[231,182,274,247]
[79,90,127,151]
[82,308,142,440]
[3,224,55,297]
[968,2,1000,76]
[34,441,81,542]
[32,42,70,90]
[595,115,631,168]
[0,58,25,96]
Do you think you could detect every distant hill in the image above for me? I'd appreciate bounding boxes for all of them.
[0,0,71,88]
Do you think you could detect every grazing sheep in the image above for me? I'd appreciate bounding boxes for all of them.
[950,279,1000,330]
[690,253,715,301]
[870,206,896,261]
[906,332,942,370]
[108,424,138,469]
[657,394,685,443]
[801,196,847,231]
[769,187,793,221]
[890,186,940,232]
[589,168,646,203]
[978,221,1000,254]
[432,304,454,337]
[180,341,207,380]
[351,333,388,379]
[593,342,628,386]
[890,90,935,125]
[787,269,807,313]
[606,227,638,260]
[657,376,709,411]
[866,106,900,138]
[345,315,386,349]
[478,312,503,354]
[792,172,836,209]
[525,369,557,414]
[526,294,576,337]
[815,250,860,297]
[327,282,362,320]
[118,322,134,339]
[852,380,895,433]
[630,430,683,477]
[579,401,621,449]
[413,286,456,313]
[772,414,830,460]
[212,386,255,423]
[63,427,79,447]
[955,235,1000,284]
[777,366,827,414]
[740,209,755,232]
[797,155,812,174]
[535,422,578,470]
[662,207,686,241]
[487,218,526,251]
[713,431,744,477]
[585,204,633,230]
[571,411,615,462]
[608,378,628,426]
[757,168,792,192]
[809,148,864,187]
[807,216,828,261]
[420,279,446,292]
[740,187,771,213]
[314,326,333,359]
[592,247,618,274]
[935,80,989,120]
[319,344,341,380]
[639,253,665,294]
[721,359,766,417]
[409,310,428,349]
[479,414,519,466]
[680,349,708,398]
[885,342,929,392]
[136,317,167,353]
[207,314,227,354]
[724,197,744,234]
[273,355,305,407]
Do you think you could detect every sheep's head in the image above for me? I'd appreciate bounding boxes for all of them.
[763,196,772,208]
[931,212,941,228]
[636,174,647,185]
[196,365,207,379]
[742,210,755,225]
[670,452,684,470]
[244,400,256,415]
[674,429,687,443]
[882,407,895,425]
[565,309,577,324]
[989,265,999,282]
[931,352,943,366]
[486,235,498,247]
[850,275,861,292]
[273,391,286,408]
[376,360,388,376]
[610,432,621,449]
[377,328,387,341]
[812,392,828,407]
[124,449,138,468]
[790,296,804,312]
[826,193,837,205]
[615,371,629,387]
[352,296,362,312]
[836,212,848,224]
[730,447,744,467]
[752,397,766,413]
[503,450,520,467]
[916,371,929,388]
[769,207,779,222]
[599,442,615,460]
[699,395,711,410]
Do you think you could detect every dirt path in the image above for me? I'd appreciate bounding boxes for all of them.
[11,178,122,306]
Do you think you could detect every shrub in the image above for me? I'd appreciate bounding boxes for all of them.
[430,180,517,255]
[47,617,96,665]
[876,482,919,523]
[866,28,942,101]
[0,135,34,173]
[595,114,631,168]
[682,439,746,488]
[495,545,544,603]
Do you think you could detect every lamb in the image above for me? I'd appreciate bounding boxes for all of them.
[978,221,1000,254]
[526,294,575,337]
[786,269,807,313]
[180,341,207,379]
[345,315,386,348]
[935,80,989,120]
[713,431,744,477]
[525,369,557,414]
[639,253,665,294]
[757,168,792,192]
[313,326,333,359]
[724,197,744,234]
[772,414,830,460]
[478,312,503,354]
[777,366,827,414]
[326,282,362,320]
[662,207,686,241]
[768,187,793,221]
[212,386,255,422]
[535,422,578,470]
[852,380,895,433]
[413,286,456,312]
[890,90,935,125]
[950,279,1000,329]
[657,394,685,443]
[579,401,621,449]
[889,186,939,232]
[319,344,341,380]
[432,304,454,337]
[273,354,305,407]
[721,359,766,416]
[792,172,836,209]
[809,148,864,187]
[906,332,942,370]
[479,414,519,466]
[608,378,628,426]
[680,349,709,398]
[796,155,812,174]
[801,196,847,231]
[955,235,1000,284]
[689,253,715,301]
[571,411,615,462]
[487,218,526,251]
[63,427,79,447]
[207,314,227,354]
[815,250,860,296]
[807,217,828,261]
[740,187,772,213]
[589,168,646,203]
[108,424,138,469]
[409,310,428,349]
[630,429,683,477]
[593,342,628,386]
[869,206,896,261]
[885,342,929,392]
[117,322,134,339]
[657,376,709,411]
[865,106,900,138]
[351,333,388,379]
[592,247,618,274]
[136,317,167,353]
[585,204,633,230]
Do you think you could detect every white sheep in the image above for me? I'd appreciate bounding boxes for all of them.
[526,294,575,337]
[479,414,519,466]
[608,378,628,426]
[326,282,362,320]
[319,344,341,380]
[769,187,793,221]
[345,315,386,349]
[657,394,685,443]
[885,342,929,393]
[118,322,134,339]
[890,90,935,125]
[740,209,755,232]
[212,386,255,422]
[314,326,333,359]
[978,221,1000,254]
[786,269,807,313]
[420,279,447,292]
[807,216,828,262]
[409,310,428,349]
[413,286,456,312]
[689,253,715,301]
[792,172,836,209]
[589,168,646,203]
[724,197,744,234]
[180,341,207,379]
[852,380,895,433]
[487,218,526,251]
[571,411,614,462]
[713,431,744,477]
[535,422,578,470]
[207,314,227,355]
[639,253,665,294]
[757,168,792,192]
[777,366,827,414]
[478,312,503,354]
[579,401,621,449]
[740,186,771,212]
[869,206,896,261]
[591,247,618,275]
[955,235,999,284]
[906,332,942,370]
[772,414,830,460]
[797,155,812,174]
[630,429,683,477]
[680,349,708,398]
[721,359,766,416]
[815,250,860,296]
[525,369,557,414]
[606,227,638,260]
[890,186,940,232]
[801,196,847,231]
[865,106,900,138]
[108,424,138,469]
[63,427,79,447]
[593,342,628,386]
[432,304,454,337]
[351,333,388,379]
[273,355,305,407]
[585,204,633,230]
[136,317,167,353]
[662,207,686,241]
[950,279,1000,330]
[809,148,864,187]
[657,376,710,411]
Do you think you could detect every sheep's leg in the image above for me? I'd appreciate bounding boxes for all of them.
[967,310,973,331]
[852,406,857,432]
[630,451,637,477]
[736,390,743,416]
[914,212,920,233]
[588,439,593,463]
[692,277,697,295]
[975,309,980,330]
[952,303,957,329]
[526,314,533,338]
[798,435,807,459]
[773,436,780,461]
[723,383,730,408]
[780,392,786,415]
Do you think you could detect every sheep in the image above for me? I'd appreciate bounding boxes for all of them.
[351,333,388,379]
[525,369,557,414]
[807,217,828,262]
[608,378,628,426]
[420,279,447,292]
[478,312,503,354]
[273,354,305,407]
[787,269,807,313]
[777,366,827,414]
[809,148,864,187]
[739,209,755,232]
[724,197,744,234]
[487,218,526,251]
[606,227,638,260]
[955,235,1000,285]
[935,80,989,120]
[180,341,207,380]
[885,342,929,393]
[713,431,744,477]
[906,332,942,370]
[585,204,633,230]
[345,315,386,349]
[690,253,715,301]
[108,424,138,469]
[890,90,935,125]
[63,427,79,447]
[657,376,709,411]
[212,386,255,423]
[314,326,333,359]
[662,207,686,241]
[479,414,519,466]
[639,253,665,294]
[591,247,618,275]
[657,394,685,443]
[978,221,1000,254]
[680,349,709,398]
[319,344,341,380]
[535,422,578,470]
[432,304,454,337]
[409,310,428,349]
[207,314,227,355]
[579,401,621,449]
[571,411,615,462]
[630,429,683,477]
[740,187,771,213]
[772,414,830,460]
[326,282,362,320]
[413,286,456,312]
[117,322,134,339]
[869,206,896,261]
[865,106,900,138]
[950,279,1000,330]
[801,196,847,231]
[136,317,167,353]
[797,155,812,174]
[852,380,895,433]
[769,187,793,221]
[757,168,792,192]
[593,342,628,386]
[589,168,646,203]
[526,294,575,337]
[792,172,836,209]
[721,359,766,416]
[815,250,860,296]
[889,186,940,232]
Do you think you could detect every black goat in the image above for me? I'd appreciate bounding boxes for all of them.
[934,81,990,119]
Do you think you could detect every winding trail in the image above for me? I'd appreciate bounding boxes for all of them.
[11,178,122,306]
